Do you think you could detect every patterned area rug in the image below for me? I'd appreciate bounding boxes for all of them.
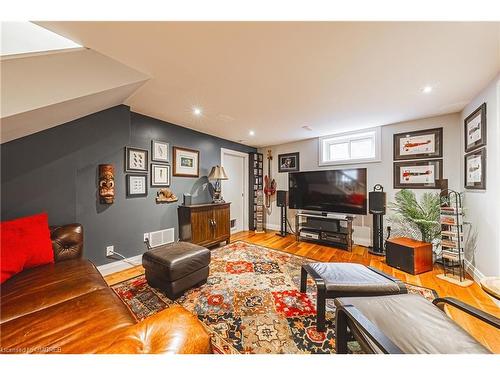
[112,241,438,354]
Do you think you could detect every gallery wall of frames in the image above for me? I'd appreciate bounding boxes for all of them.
[1,105,255,266]
[463,103,487,190]
[392,127,444,189]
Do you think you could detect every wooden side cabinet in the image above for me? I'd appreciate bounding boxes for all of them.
[386,237,433,275]
[178,202,231,247]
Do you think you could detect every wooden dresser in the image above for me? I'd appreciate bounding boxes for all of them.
[385,237,433,275]
[178,202,231,247]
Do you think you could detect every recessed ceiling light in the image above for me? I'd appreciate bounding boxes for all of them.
[422,86,433,94]
[249,130,255,136]
[193,107,202,116]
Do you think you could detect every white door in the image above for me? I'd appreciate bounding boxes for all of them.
[221,149,248,233]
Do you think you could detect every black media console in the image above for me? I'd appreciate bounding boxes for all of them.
[295,211,354,251]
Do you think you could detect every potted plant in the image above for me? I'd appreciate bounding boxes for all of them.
[388,189,441,260]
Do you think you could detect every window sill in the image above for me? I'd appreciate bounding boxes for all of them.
[318,158,381,167]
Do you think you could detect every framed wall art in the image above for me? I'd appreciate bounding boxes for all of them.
[125,147,148,173]
[464,103,487,153]
[151,140,169,163]
[173,146,199,177]
[126,174,148,197]
[278,152,300,172]
[464,148,486,190]
[393,159,443,189]
[393,127,443,160]
[151,164,170,187]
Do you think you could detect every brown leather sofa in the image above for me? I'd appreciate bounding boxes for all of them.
[0,224,212,354]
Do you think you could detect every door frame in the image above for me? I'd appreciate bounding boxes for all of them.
[220,148,249,232]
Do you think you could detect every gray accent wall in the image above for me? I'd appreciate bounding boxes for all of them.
[1,105,255,266]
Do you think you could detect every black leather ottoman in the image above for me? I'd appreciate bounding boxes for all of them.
[142,242,211,299]
[300,263,407,332]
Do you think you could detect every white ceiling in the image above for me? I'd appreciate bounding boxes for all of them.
[1,48,148,143]
[30,22,500,147]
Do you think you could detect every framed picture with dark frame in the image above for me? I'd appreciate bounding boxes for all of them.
[125,147,148,173]
[151,164,170,187]
[278,152,300,173]
[173,146,199,177]
[393,159,443,189]
[464,103,487,153]
[393,127,443,160]
[126,174,148,197]
[464,148,486,190]
[151,140,169,163]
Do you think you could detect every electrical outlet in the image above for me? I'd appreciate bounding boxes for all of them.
[106,245,114,257]
[143,233,149,242]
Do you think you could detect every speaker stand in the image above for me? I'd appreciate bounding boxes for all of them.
[276,205,288,237]
[368,213,385,256]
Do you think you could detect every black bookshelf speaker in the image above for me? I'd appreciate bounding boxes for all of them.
[277,190,288,207]
[369,191,386,214]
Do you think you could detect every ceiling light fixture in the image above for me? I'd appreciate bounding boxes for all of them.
[302,125,313,131]
[193,107,202,116]
[422,86,433,94]
[249,130,255,136]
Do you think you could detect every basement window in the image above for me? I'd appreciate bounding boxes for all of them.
[319,127,381,166]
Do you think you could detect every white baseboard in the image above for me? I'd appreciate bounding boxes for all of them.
[463,260,500,306]
[353,225,371,247]
[97,254,143,276]
[463,259,485,283]
[265,224,281,231]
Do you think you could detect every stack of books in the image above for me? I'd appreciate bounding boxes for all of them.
[440,206,464,261]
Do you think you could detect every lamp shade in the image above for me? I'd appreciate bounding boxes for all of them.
[208,165,229,180]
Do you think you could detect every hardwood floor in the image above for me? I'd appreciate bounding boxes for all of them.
[105,230,500,353]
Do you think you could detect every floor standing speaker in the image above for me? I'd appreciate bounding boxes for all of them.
[276,190,288,237]
[369,190,386,214]
[369,184,386,255]
[277,190,288,207]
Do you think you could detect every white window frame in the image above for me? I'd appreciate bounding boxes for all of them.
[318,127,381,166]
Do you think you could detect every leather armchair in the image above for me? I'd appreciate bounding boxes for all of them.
[98,306,212,354]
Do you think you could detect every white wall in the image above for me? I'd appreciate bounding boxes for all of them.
[460,74,500,279]
[259,113,461,246]
[0,49,149,143]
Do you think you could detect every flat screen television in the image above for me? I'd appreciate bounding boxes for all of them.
[288,168,367,215]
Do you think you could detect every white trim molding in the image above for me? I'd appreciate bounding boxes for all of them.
[265,223,281,231]
[464,259,486,283]
[318,126,381,166]
[97,254,142,276]
[220,148,249,231]
[353,225,371,247]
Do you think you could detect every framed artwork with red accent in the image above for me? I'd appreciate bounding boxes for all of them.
[393,159,443,189]
[393,127,443,161]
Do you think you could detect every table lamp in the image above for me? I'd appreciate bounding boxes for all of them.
[208,165,228,203]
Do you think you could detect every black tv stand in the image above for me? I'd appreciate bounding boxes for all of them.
[295,211,354,251]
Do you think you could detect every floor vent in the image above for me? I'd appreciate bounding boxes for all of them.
[148,228,175,247]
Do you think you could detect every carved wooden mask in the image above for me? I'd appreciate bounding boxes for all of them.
[99,164,115,204]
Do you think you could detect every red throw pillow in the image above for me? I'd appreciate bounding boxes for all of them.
[0,224,27,283]
[1,213,54,283]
